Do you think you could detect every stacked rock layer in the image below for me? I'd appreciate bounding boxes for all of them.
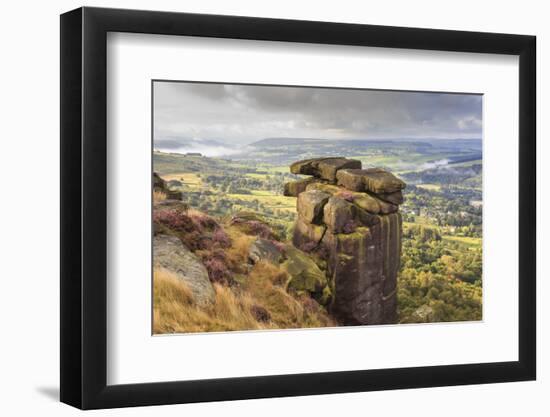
[285,157,406,325]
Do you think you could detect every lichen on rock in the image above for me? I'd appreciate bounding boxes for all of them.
[290,157,362,182]
[297,189,331,225]
[282,246,330,303]
[288,158,406,325]
[153,234,215,305]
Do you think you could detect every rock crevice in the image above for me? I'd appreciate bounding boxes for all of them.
[286,157,405,325]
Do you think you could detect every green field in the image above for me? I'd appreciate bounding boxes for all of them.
[228,190,296,213]
[443,235,482,249]
[416,183,442,191]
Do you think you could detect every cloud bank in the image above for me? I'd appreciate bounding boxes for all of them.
[153,81,482,149]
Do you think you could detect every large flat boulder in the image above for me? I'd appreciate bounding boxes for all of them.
[290,158,328,176]
[317,158,362,182]
[335,169,366,191]
[153,235,215,305]
[336,168,406,194]
[361,168,406,194]
[290,157,361,182]
[297,190,331,224]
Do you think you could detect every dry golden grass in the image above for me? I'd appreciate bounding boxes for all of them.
[153,268,263,334]
[224,227,255,273]
[153,190,167,203]
[245,261,335,329]
[153,221,335,334]
[153,260,335,334]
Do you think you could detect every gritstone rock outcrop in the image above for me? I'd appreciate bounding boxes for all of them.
[285,157,406,325]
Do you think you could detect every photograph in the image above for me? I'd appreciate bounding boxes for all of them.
[152,81,483,334]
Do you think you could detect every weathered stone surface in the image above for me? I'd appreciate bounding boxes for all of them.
[290,157,361,182]
[153,235,215,305]
[282,246,329,296]
[287,157,405,326]
[352,193,381,214]
[248,238,283,265]
[292,217,326,249]
[283,177,317,197]
[370,193,398,214]
[308,184,382,215]
[290,158,326,175]
[336,169,366,191]
[323,196,358,234]
[317,158,362,182]
[306,182,342,195]
[355,206,381,228]
[337,168,406,194]
[321,213,402,325]
[297,190,331,224]
[376,190,404,205]
[361,168,406,194]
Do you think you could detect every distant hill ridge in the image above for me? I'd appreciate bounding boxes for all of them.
[249,137,481,147]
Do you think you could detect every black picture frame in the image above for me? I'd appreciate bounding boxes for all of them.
[60,6,536,410]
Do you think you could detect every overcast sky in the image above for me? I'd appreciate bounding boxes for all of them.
[153,81,482,149]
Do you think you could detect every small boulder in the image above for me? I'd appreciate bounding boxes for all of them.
[248,238,283,265]
[282,246,328,295]
[297,190,331,224]
[153,235,215,305]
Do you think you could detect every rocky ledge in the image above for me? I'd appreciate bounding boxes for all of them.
[285,157,406,325]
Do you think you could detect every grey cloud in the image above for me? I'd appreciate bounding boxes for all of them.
[153,81,482,146]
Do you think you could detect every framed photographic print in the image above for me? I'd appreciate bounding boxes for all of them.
[60,6,536,409]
